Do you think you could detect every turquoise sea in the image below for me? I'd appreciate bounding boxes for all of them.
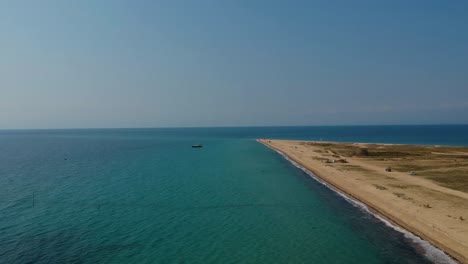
[1,125,467,263]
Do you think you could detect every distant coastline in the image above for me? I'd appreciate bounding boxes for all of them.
[259,139,468,263]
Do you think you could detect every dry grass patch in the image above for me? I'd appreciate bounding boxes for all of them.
[373,184,388,190]
[387,184,419,189]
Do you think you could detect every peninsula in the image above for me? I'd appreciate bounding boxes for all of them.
[259,139,468,263]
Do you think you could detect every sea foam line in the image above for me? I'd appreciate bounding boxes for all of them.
[262,142,457,264]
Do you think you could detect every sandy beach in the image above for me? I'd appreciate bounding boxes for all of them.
[259,139,468,263]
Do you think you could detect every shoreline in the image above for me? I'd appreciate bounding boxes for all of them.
[258,139,467,263]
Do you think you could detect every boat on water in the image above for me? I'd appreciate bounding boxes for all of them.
[192,144,203,148]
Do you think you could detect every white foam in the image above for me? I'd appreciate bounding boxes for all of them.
[265,143,457,264]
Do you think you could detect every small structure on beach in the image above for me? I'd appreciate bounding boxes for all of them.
[409,171,416,176]
[385,167,392,172]
[357,148,369,156]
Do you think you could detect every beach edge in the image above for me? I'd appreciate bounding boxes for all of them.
[257,139,463,264]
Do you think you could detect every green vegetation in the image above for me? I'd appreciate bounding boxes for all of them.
[420,171,468,193]
[307,142,468,193]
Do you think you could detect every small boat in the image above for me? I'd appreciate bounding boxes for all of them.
[192,144,203,148]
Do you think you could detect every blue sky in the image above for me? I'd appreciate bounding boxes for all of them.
[1,0,467,128]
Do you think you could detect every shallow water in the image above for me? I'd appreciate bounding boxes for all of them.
[1,126,466,263]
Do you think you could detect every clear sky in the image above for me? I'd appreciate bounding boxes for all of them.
[1,0,467,129]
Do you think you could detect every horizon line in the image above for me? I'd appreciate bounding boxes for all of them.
[1,123,468,131]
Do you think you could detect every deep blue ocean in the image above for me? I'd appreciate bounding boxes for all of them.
[1,125,467,263]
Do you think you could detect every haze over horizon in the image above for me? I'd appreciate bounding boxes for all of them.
[1,1,468,129]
